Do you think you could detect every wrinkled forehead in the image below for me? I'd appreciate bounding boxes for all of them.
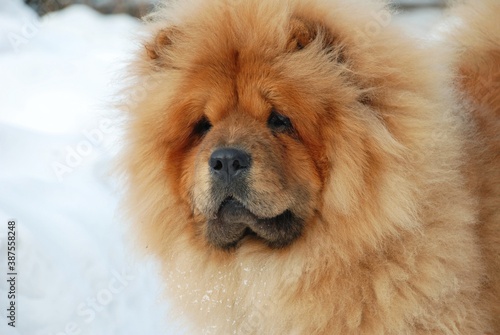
[168,14,339,118]
[180,54,285,124]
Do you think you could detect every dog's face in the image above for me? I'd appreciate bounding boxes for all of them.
[144,13,353,250]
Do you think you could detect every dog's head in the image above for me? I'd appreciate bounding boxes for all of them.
[123,0,441,255]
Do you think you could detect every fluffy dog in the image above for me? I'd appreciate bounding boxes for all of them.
[119,0,499,333]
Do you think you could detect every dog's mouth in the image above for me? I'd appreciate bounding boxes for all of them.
[206,197,303,250]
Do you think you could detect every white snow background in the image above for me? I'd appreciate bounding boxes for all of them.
[0,1,177,334]
[0,1,442,334]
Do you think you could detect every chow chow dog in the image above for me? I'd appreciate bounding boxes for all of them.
[119,0,499,333]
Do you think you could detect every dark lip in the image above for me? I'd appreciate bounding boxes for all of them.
[221,196,240,207]
[218,196,271,221]
[206,197,303,250]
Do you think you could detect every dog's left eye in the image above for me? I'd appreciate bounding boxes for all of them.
[267,109,293,133]
[193,116,212,136]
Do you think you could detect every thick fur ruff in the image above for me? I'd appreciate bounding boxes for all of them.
[119,0,500,333]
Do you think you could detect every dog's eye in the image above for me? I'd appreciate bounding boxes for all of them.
[267,109,293,133]
[193,116,212,136]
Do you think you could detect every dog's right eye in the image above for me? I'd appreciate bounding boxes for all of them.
[267,109,293,133]
[193,116,212,136]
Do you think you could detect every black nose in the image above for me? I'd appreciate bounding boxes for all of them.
[209,148,251,182]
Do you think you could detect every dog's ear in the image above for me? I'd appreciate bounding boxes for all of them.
[287,17,318,51]
[145,27,179,61]
[286,17,343,61]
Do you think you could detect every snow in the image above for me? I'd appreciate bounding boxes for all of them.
[0,1,442,334]
[0,2,179,334]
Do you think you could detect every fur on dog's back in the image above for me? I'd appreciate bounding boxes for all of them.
[449,0,500,332]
